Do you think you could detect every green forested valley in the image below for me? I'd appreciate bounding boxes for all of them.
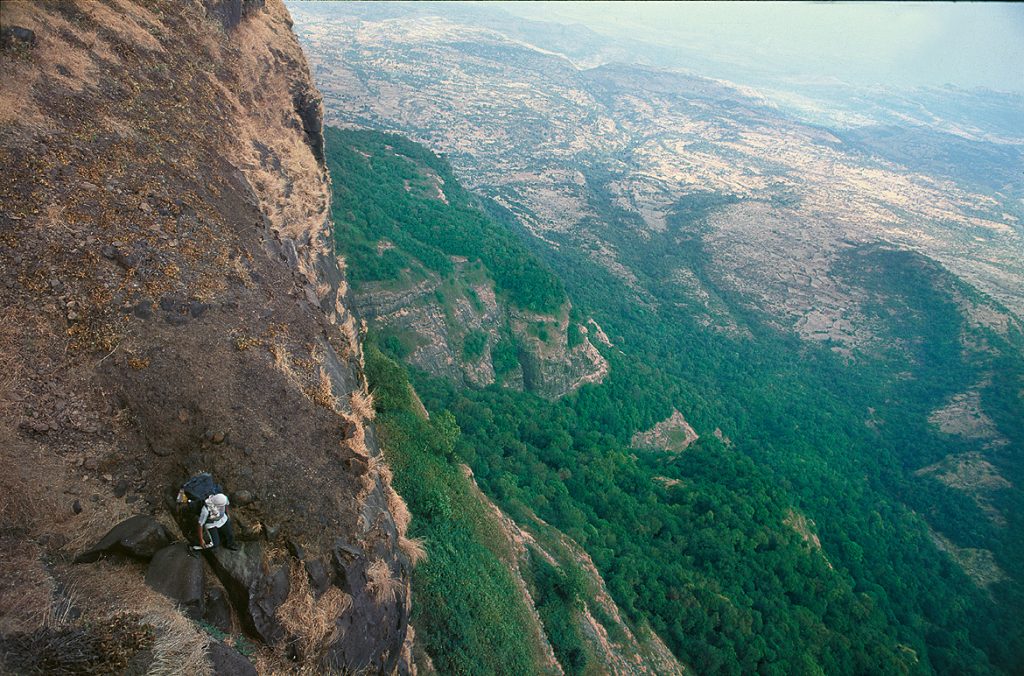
[328,127,1024,674]
[326,128,564,314]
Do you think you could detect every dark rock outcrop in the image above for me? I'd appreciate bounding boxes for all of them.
[293,87,325,166]
[145,543,205,619]
[231,489,254,506]
[204,0,266,31]
[207,641,258,676]
[0,25,35,49]
[326,541,410,673]
[304,558,330,596]
[74,516,171,563]
[204,586,233,634]
[207,543,290,645]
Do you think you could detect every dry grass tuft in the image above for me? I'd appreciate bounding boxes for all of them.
[310,366,338,412]
[227,254,256,288]
[357,469,377,504]
[387,486,411,537]
[369,454,393,486]
[0,443,60,532]
[277,560,351,660]
[145,608,212,676]
[0,536,53,634]
[63,496,136,554]
[269,341,289,372]
[234,334,263,351]
[62,561,212,675]
[0,316,24,418]
[399,536,428,567]
[339,314,358,358]
[81,1,165,53]
[344,416,368,457]
[365,558,402,605]
[1,612,156,674]
[350,389,376,421]
[400,622,417,672]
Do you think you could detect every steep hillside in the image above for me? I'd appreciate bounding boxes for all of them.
[0,1,413,672]
[290,4,1024,673]
[320,125,676,673]
[291,2,1024,345]
[326,128,608,399]
[363,343,682,675]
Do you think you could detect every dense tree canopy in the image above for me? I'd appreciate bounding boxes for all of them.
[333,128,1024,674]
[326,127,565,313]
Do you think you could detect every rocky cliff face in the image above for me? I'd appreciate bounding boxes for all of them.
[355,263,608,400]
[511,305,610,400]
[0,1,412,672]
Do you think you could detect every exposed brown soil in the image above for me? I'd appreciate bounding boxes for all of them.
[0,1,410,672]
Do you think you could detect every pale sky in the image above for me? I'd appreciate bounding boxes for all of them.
[493,1,1024,93]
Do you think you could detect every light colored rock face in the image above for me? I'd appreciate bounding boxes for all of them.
[511,306,610,400]
[928,529,1008,592]
[355,272,502,387]
[920,382,1012,528]
[455,283,501,387]
[631,409,699,453]
[783,509,833,570]
[354,263,608,399]
[289,5,1024,355]
[915,452,1012,526]
[928,387,1004,442]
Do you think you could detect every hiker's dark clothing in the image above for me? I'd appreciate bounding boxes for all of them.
[204,519,236,548]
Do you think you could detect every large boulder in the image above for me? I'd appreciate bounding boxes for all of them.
[145,543,205,619]
[207,641,257,676]
[324,537,410,673]
[74,515,171,563]
[207,542,290,644]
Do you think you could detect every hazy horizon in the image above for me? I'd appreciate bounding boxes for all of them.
[491,1,1024,94]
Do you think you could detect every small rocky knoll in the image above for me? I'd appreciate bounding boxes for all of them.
[631,410,699,453]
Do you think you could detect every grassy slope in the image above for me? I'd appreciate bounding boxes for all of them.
[366,345,555,674]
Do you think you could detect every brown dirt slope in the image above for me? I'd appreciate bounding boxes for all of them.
[0,1,412,672]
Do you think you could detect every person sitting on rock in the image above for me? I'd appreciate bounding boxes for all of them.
[196,493,239,551]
